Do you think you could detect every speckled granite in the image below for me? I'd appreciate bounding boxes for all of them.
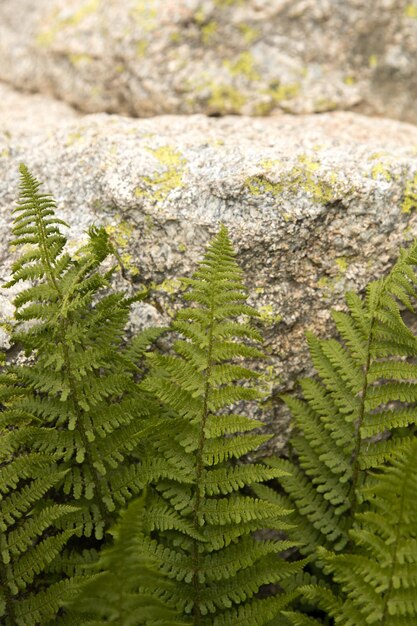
[2,84,417,449]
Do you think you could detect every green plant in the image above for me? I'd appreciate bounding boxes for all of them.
[0,421,83,625]
[0,165,161,622]
[102,225,302,625]
[68,491,189,625]
[284,437,417,625]
[259,242,417,568]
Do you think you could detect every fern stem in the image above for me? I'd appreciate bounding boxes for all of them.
[60,316,110,525]
[191,291,216,624]
[349,316,375,518]
[380,458,408,625]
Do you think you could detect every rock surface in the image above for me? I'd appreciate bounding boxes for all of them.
[2,82,417,449]
[2,0,417,122]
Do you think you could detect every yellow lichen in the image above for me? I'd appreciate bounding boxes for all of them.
[68,53,93,66]
[224,52,260,81]
[214,0,243,6]
[66,132,85,146]
[105,220,133,249]
[344,75,356,85]
[90,85,102,97]
[135,146,187,203]
[258,305,282,324]
[368,54,378,68]
[36,0,99,47]
[371,162,392,182]
[136,40,148,57]
[245,154,345,205]
[105,220,139,276]
[253,101,274,116]
[402,173,417,213]
[245,177,284,198]
[261,81,300,108]
[238,23,259,44]
[0,148,10,158]
[298,155,320,172]
[261,159,282,170]
[65,0,100,26]
[194,8,206,24]
[144,214,154,233]
[405,4,417,18]
[131,0,157,31]
[317,276,329,289]
[369,151,388,160]
[201,21,217,45]
[314,98,338,112]
[261,364,281,396]
[157,278,183,295]
[335,257,348,273]
[170,31,181,43]
[207,83,246,113]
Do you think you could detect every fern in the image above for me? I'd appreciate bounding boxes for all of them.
[262,241,417,574]
[68,492,189,625]
[283,437,417,625]
[1,165,162,619]
[114,225,304,625]
[0,398,83,625]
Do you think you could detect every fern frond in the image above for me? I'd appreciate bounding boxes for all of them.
[68,493,189,625]
[122,225,302,623]
[1,166,162,622]
[269,240,417,576]
[298,439,417,625]
[0,448,82,625]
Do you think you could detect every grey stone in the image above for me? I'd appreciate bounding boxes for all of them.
[1,0,417,122]
[2,83,417,451]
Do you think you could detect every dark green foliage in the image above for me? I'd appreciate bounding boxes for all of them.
[69,492,189,625]
[284,438,417,625]
[263,242,417,568]
[0,165,161,621]
[0,443,83,625]
[124,226,303,625]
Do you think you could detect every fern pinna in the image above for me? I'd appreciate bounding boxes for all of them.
[0,416,83,625]
[1,166,160,616]
[263,242,417,580]
[68,491,189,626]
[120,225,302,626]
[283,437,417,626]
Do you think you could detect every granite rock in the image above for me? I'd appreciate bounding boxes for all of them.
[2,83,417,450]
[1,0,417,121]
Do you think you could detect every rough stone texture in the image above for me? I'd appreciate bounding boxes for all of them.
[2,82,417,450]
[2,0,417,122]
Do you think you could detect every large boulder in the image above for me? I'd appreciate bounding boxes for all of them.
[2,82,417,450]
[1,0,417,122]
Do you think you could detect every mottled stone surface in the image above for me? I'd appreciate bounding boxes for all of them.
[2,83,417,450]
[2,0,417,122]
